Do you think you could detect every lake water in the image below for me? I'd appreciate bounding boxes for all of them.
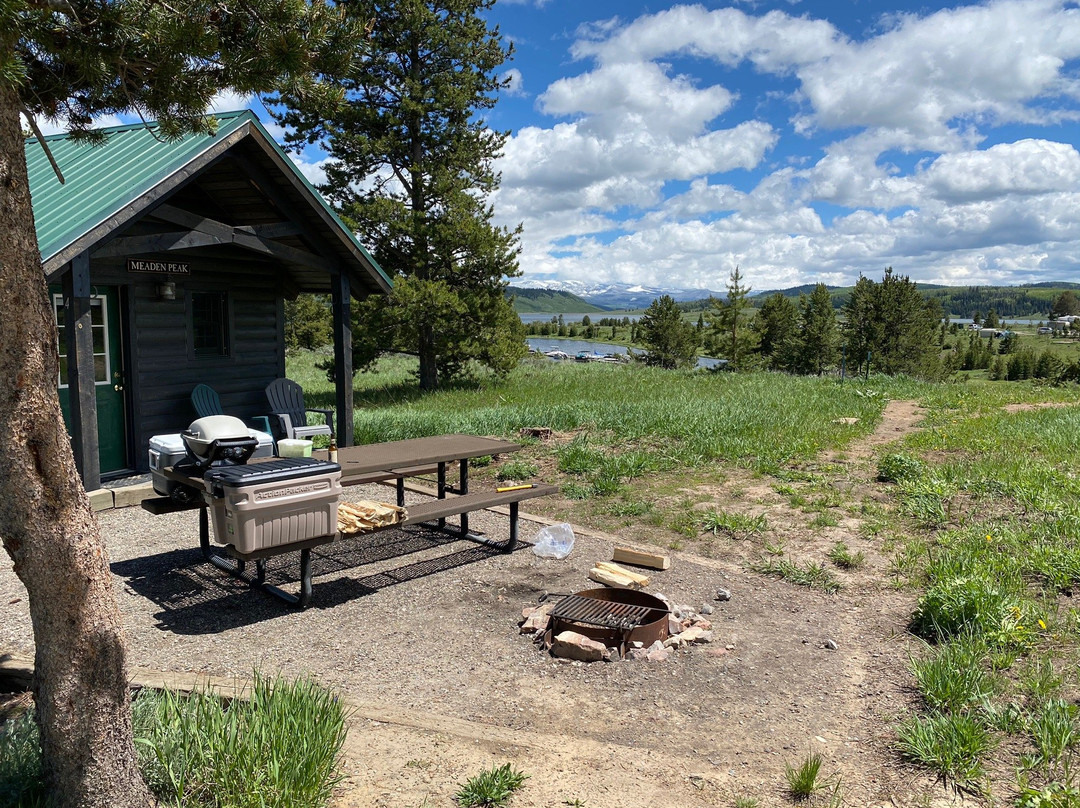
[526,337,725,370]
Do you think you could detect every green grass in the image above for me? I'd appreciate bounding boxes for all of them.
[910,634,998,712]
[495,459,540,482]
[1029,699,1080,769]
[1020,658,1065,706]
[750,556,841,594]
[0,674,347,808]
[880,400,1080,795]
[784,751,823,801]
[0,708,45,807]
[896,711,996,789]
[826,541,865,570]
[136,674,348,808]
[455,763,528,807]
[287,350,920,470]
[701,509,767,538]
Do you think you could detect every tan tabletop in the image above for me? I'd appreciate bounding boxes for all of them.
[317,434,521,485]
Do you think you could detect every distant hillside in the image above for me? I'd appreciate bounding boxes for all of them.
[749,282,1077,318]
[512,280,1079,319]
[508,287,606,313]
[1029,281,1080,290]
[756,283,1075,319]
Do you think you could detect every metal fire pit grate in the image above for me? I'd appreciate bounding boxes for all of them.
[550,593,660,631]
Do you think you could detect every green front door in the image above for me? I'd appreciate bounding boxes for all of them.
[54,287,129,474]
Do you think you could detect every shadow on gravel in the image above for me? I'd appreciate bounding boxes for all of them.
[112,526,529,634]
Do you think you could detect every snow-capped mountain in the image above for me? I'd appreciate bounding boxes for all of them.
[515,280,720,310]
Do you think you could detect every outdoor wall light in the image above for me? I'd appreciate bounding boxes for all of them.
[157,280,177,301]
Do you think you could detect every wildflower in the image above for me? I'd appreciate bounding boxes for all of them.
[1039,619,1047,630]
[986,534,992,542]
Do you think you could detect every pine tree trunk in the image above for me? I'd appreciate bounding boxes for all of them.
[0,85,153,808]
[418,325,438,390]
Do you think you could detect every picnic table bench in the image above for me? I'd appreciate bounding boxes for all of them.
[142,434,557,608]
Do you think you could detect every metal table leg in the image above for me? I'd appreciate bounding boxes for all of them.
[437,462,447,529]
[459,458,469,537]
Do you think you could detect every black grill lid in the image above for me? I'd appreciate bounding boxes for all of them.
[204,457,341,488]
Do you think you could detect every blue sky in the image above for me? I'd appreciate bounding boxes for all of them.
[476,0,1080,292]
[39,0,1080,293]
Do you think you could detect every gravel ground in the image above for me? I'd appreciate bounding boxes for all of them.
[1,479,938,806]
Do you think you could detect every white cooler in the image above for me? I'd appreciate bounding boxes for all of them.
[148,429,274,497]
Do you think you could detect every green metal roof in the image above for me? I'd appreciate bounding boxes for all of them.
[24,110,391,290]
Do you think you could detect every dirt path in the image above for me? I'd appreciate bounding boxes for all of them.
[1002,401,1079,413]
[828,398,926,462]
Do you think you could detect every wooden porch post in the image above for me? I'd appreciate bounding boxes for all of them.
[331,271,354,447]
[61,251,101,490]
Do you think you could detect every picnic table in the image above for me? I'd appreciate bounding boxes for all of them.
[144,434,557,608]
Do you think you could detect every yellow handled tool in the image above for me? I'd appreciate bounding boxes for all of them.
[496,484,535,492]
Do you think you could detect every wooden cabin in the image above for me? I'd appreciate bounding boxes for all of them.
[26,110,391,490]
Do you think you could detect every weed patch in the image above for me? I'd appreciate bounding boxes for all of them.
[700,509,767,538]
[910,634,998,712]
[751,556,840,594]
[455,763,528,807]
[496,459,540,482]
[896,711,995,789]
[785,751,823,801]
[827,542,865,570]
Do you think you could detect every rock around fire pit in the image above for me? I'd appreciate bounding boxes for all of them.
[520,588,717,662]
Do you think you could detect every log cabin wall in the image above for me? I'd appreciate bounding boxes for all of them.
[86,255,286,470]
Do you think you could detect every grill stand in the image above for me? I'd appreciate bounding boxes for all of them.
[198,506,328,608]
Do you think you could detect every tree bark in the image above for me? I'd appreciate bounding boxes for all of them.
[0,84,153,807]
[418,325,438,390]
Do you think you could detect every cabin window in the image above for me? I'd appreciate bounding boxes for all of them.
[191,292,230,357]
[53,294,109,387]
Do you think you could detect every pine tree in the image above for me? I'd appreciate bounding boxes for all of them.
[272,0,524,390]
[751,293,798,371]
[639,295,698,369]
[841,268,943,379]
[1051,290,1080,317]
[2,4,358,805]
[794,284,839,375]
[841,275,880,376]
[285,294,333,351]
[706,267,755,368]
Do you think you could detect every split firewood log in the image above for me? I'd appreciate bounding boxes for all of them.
[337,501,406,534]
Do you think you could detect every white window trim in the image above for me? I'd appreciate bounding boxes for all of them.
[54,293,111,389]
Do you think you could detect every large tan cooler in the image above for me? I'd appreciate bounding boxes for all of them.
[203,458,342,554]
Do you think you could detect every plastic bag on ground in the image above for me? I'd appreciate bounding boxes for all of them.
[532,523,575,559]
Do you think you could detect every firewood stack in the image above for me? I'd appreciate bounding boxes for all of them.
[337,501,406,534]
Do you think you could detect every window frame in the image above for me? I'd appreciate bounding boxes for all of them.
[53,293,111,389]
[189,290,232,359]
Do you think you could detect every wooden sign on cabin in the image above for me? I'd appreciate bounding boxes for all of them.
[126,259,191,275]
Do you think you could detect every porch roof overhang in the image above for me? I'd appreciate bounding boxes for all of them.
[26,110,392,298]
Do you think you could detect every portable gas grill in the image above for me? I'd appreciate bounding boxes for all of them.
[150,415,343,608]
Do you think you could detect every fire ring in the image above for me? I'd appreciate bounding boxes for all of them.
[546,587,670,655]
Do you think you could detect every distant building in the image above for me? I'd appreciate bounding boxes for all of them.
[1050,316,1078,331]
